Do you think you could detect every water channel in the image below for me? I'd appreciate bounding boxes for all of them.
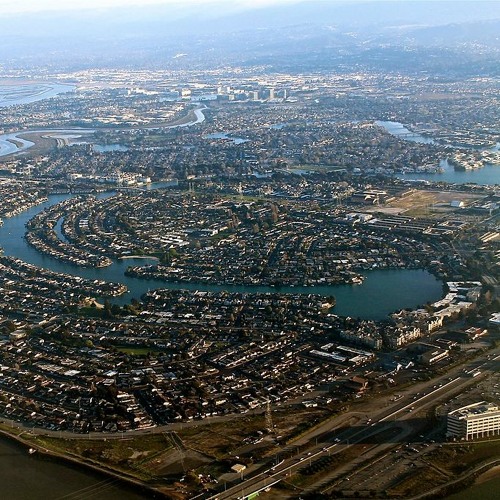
[0,129,95,157]
[377,121,500,186]
[375,120,436,145]
[0,191,443,321]
[93,144,130,153]
[203,132,250,144]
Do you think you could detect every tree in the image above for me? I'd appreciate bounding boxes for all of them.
[4,320,16,333]
[103,299,114,319]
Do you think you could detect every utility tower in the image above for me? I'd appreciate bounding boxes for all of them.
[265,399,274,434]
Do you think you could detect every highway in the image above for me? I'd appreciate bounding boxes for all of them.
[205,348,500,499]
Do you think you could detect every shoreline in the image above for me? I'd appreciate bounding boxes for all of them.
[412,458,500,499]
[475,464,500,485]
[120,255,160,261]
[0,81,76,109]
[0,105,207,158]
[0,427,166,499]
[6,137,24,148]
[1,415,498,500]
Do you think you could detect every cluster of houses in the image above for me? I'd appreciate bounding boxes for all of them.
[0,256,126,321]
[121,192,448,287]
[25,196,113,268]
[0,254,490,432]
[0,181,47,218]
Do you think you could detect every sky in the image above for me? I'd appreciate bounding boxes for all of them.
[0,0,468,16]
[0,0,312,15]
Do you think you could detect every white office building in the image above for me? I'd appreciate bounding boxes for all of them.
[447,402,500,440]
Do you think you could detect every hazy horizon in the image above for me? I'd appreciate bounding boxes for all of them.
[0,0,475,17]
[0,0,498,73]
[0,0,315,16]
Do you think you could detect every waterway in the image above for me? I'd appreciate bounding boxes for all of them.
[378,121,500,185]
[0,435,147,499]
[375,120,435,145]
[94,144,130,153]
[377,120,500,151]
[204,132,249,144]
[0,133,35,156]
[0,107,206,157]
[0,128,95,157]
[447,474,500,499]
[0,192,443,320]
[164,106,206,129]
[396,159,500,186]
[0,82,75,108]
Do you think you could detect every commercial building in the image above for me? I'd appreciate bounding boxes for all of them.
[418,347,449,365]
[447,402,500,440]
[489,312,500,329]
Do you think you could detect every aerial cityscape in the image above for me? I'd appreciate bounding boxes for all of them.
[0,0,499,498]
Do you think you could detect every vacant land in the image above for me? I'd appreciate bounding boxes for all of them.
[383,189,485,217]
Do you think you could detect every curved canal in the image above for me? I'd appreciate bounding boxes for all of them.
[0,192,444,320]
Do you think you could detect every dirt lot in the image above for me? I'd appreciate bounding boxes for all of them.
[376,189,486,217]
[177,407,327,460]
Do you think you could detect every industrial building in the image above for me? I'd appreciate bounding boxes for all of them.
[447,402,500,440]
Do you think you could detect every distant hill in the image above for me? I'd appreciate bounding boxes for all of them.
[0,1,498,73]
[206,0,500,32]
[0,1,499,38]
[389,19,500,49]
